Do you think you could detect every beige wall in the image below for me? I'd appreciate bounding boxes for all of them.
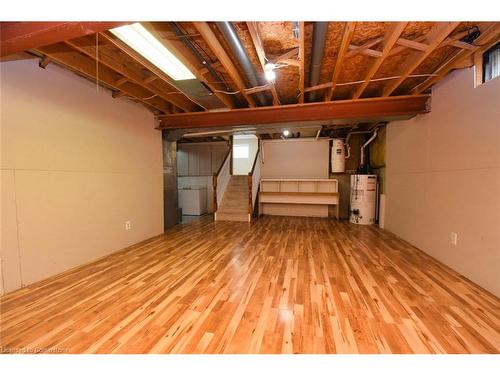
[261,139,330,179]
[386,68,500,296]
[1,60,164,294]
[260,139,331,217]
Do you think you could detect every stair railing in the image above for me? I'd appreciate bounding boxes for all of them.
[212,150,231,214]
[247,145,261,219]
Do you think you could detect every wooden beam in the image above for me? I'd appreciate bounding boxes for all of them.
[157,95,430,129]
[448,40,475,50]
[114,77,129,86]
[143,76,158,84]
[193,22,256,107]
[325,22,356,101]
[199,61,222,75]
[412,24,500,94]
[112,91,127,99]
[347,35,429,60]
[352,22,408,99]
[145,22,235,109]
[345,37,383,58]
[271,47,299,63]
[390,35,427,56]
[64,37,195,112]
[473,50,483,87]
[396,37,428,51]
[38,55,50,69]
[33,44,171,114]
[351,47,382,58]
[382,22,459,97]
[1,22,129,57]
[244,84,273,95]
[99,31,205,111]
[280,58,300,67]
[438,30,475,49]
[306,81,333,93]
[298,22,305,103]
[246,22,281,105]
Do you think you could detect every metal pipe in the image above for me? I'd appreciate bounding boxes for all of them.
[216,22,269,106]
[309,22,329,102]
[360,129,378,167]
[169,22,230,92]
[345,130,373,159]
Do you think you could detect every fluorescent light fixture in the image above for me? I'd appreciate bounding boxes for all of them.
[283,130,290,137]
[110,23,195,81]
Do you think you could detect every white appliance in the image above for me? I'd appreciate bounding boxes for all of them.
[178,187,207,215]
[350,174,377,225]
[331,138,345,173]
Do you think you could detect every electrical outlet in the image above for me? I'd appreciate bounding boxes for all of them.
[450,232,458,245]
[125,221,132,231]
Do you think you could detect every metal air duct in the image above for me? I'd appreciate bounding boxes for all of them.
[309,22,328,102]
[216,22,269,106]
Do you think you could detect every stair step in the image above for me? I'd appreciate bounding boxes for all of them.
[215,175,253,222]
[215,212,249,222]
[218,206,248,213]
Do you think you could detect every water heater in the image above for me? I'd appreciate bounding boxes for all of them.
[331,139,345,173]
[350,174,377,225]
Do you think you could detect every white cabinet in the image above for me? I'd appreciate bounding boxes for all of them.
[178,187,207,216]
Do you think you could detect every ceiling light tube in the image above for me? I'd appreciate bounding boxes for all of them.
[110,23,195,81]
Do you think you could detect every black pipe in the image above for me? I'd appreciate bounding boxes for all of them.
[169,22,231,92]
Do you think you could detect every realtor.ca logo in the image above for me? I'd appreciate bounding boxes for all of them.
[0,346,67,354]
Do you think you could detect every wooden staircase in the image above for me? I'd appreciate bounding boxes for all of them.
[215,175,250,222]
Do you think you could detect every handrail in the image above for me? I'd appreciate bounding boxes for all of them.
[247,146,261,217]
[215,149,231,177]
[249,146,260,176]
[213,149,231,213]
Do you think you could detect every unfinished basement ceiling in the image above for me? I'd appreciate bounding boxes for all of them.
[2,21,498,119]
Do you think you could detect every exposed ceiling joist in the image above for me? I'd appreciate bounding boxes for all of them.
[157,95,430,129]
[64,38,191,112]
[412,24,500,94]
[146,23,235,109]
[396,37,429,51]
[0,22,129,57]
[325,22,356,101]
[32,44,171,114]
[99,31,204,112]
[382,22,460,97]
[346,37,383,58]
[38,55,50,69]
[298,22,305,104]
[352,22,408,99]
[246,21,281,105]
[193,22,257,108]
[271,47,299,64]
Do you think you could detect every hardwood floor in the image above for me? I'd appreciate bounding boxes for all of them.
[1,216,499,354]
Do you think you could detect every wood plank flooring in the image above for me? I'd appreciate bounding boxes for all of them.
[1,216,499,354]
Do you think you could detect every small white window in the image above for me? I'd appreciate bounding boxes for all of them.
[233,145,249,159]
[483,43,500,83]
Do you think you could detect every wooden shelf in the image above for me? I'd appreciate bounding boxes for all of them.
[259,178,340,219]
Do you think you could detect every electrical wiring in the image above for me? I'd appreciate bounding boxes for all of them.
[117,72,441,101]
[141,94,158,100]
